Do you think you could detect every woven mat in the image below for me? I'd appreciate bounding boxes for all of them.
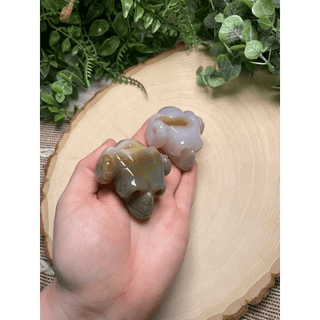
[40,81,280,319]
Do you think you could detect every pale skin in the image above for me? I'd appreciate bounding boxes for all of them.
[40,121,198,320]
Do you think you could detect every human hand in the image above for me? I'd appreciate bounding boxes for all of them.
[41,121,198,320]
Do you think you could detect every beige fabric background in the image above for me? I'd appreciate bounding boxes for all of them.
[40,119,280,320]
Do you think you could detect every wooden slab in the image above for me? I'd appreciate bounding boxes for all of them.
[41,45,280,320]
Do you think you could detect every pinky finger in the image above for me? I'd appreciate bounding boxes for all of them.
[174,161,198,214]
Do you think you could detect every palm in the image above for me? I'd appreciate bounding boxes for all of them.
[52,122,197,320]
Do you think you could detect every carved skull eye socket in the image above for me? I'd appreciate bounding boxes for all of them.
[154,189,165,197]
[129,190,142,200]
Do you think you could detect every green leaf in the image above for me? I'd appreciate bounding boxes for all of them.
[121,0,133,18]
[62,38,71,52]
[244,40,267,59]
[207,72,225,87]
[113,12,128,37]
[216,54,234,81]
[55,93,65,103]
[196,66,203,75]
[41,0,59,11]
[252,0,275,18]
[230,44,246,51]
[85,3,104,23]
[94,67,104,79]
[152,19,161,33]
[197,74,208,85]
[89,19,109,36]
[143,13,153,29]
[65,12,80,25]
[65,53,80,69]
[204,12,220,29]
[262,35,280,50]
[49,60,58,68]
[59,69,86,87]
[214,13,225,23]
[40,89,55,105]
[54,112,65,122]
[258,16,273,29]
[243,0,253,9]
[210,41,227,56]
[49,31,60,46]
[241,25,258,42]
[203,66,216,77]
[48,106,63,113]
[40,62,50,79]
[83,0,94,5]
[40,20,47,33]
[270,0,280,8]
[98,36,120,56]
[134,5,144,22]
[71,45,79,56]
[223,0,249,18]
[68,26,81,38]
[219,15,245,45]
[50,80,73,95]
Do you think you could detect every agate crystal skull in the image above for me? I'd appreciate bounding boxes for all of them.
[146,106,204,170]
[95,139,171,219]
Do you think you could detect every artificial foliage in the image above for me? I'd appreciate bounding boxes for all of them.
[40,0,280,123]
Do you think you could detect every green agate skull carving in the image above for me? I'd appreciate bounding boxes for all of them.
[95,139,171,219]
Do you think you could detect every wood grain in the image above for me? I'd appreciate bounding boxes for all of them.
[41,45,280,320]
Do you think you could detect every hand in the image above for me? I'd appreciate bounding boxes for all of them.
[41,121,198,320]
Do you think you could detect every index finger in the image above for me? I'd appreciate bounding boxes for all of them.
[131,119,149,146]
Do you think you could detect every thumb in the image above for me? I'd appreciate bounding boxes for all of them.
[64,139,117,199]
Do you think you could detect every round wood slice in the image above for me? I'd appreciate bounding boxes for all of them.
[41,45,280,320]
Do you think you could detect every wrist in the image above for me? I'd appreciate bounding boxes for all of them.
[41,281,69,320]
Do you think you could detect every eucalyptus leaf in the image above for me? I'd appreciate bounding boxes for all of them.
[216,54,234,81]
[113,12,128,37]
[214,13,225,23]
[98,36,120,56]
[243,0,253,9]
[241,25,258,42]
[244,40,267,59]
[208,72,225,87]
[223,0,249,18]
[89,20,109,37]
[252,0,275,18]
[219,15,245,45]
[230,44,246,51]
[270,0,280,8]
[258,16,273,29]
[210,41,227,56]
[204,12,220,29]
[121,0,133,18]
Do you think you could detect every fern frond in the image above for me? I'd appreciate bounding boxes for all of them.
[116,75,148,97]
[84,56,95,87]
[116,42,129,71]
